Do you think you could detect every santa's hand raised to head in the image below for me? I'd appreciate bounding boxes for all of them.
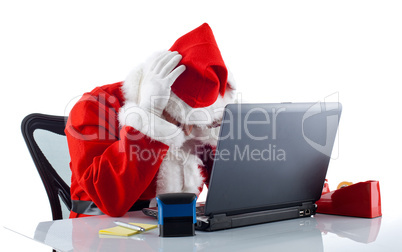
[139,51,186,117]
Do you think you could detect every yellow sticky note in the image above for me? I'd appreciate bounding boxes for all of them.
[99,223,157,237]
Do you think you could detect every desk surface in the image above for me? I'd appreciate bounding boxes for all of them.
[5,210,402,252]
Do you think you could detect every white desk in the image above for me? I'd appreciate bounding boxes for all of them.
[5,210,402,252]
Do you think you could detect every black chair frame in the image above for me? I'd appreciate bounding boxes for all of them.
[21,113,72,220]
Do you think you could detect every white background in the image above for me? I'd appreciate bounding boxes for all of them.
[1,1,401,251]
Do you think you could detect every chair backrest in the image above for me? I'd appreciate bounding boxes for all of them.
[21,113,72,220]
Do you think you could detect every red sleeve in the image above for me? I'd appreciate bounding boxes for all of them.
[66,88,169,217]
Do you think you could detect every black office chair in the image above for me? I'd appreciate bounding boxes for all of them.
[21,113,72,220]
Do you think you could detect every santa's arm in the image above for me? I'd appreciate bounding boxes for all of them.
[66,91,185,217]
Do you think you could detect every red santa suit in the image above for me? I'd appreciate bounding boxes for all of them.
[65,23,236,218]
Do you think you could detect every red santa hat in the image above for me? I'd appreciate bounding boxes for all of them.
[164,23,236,127]
[121,23,236,131]
[169,23,228,108]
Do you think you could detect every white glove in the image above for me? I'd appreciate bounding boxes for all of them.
[139,51,186,117]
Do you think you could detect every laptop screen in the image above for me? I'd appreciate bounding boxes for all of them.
[204,102,342,216]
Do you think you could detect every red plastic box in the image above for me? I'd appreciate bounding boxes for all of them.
[316,180,382,218]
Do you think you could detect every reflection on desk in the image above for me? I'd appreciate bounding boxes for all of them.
[29,211,386,252]
[315,214,382,243]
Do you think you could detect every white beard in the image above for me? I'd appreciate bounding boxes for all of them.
[155,146,204,196]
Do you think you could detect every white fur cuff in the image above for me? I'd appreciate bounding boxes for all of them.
[119,102,186,148]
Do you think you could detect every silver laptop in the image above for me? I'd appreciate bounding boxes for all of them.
[143,102,342,231]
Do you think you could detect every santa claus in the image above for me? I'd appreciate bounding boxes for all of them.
[65,23,237,218]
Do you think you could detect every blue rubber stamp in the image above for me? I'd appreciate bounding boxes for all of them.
[156,193,197,237]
